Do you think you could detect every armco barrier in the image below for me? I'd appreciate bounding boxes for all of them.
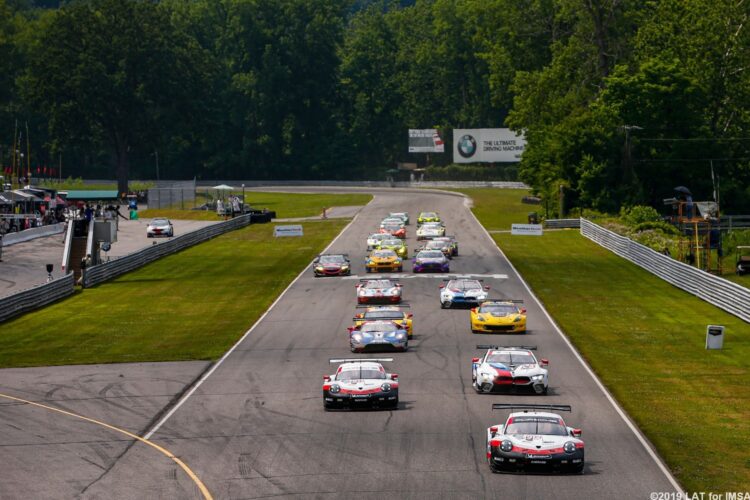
[544,219,580,229]
[2,223,66,246]
[581,218,750,323]
[81,214,252,288]
[0,274,75,323]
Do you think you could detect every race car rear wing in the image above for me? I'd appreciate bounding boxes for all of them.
[492,404,571,412]
[477,345,537,350]
[481,298,524,304]
[355,304,410,308]
[329,358,393,364]
[359,278,400,282]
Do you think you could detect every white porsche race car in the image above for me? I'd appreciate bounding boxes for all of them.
[471,345,549,394]
[323,358,399,410]
[486,404,584,474]
[367,233,392,251]
[356,279,403,304]
[439,278,489,308]
[416,222,445,240]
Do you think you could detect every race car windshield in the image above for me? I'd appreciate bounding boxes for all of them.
[361,322,399,333]
[338,368,386,381]
[152,219,169,225]
[426,241,444,248]
[418,251,444,258]
[487,352,536,365]
[319,255,345,264]
[383,240,402,246]
[384,224,401,231]
[364,311,402,320]
[480,304,518,315]
[449,280,481,290]
[372,250,396,258]
[505,417,568,436]
[422,213,437,218]
[364,280,395,288]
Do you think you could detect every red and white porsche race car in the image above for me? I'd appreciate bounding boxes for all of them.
[486,404,584,474]
[323,358,399,410]
[356,279,402,304]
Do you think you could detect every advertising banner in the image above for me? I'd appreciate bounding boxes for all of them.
[453,128,526,163]
[511,224,543,236]
[409,129,445,153]
[274,225,304,237]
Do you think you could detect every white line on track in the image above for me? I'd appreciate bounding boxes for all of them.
[462,194,685,493]
[143,208,368,440]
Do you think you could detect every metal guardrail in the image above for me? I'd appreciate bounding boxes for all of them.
[0,274,75,323]
[581,218,750,323]
[544,219,581,229]
[81,214,252,288]
[2,222,65,246]
[195,180,530,189]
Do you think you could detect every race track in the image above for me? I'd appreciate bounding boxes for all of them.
[1,189,680,499]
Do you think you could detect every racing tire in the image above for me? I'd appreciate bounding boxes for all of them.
[572,463,584,474]
[366,268,371,273]
[541,386,548,395]
[147,234,153,238]
[471,328,480,334]
[397,266,403,272]
[441,300,451,309]
[488,460,503,474]
[388,399,399,410]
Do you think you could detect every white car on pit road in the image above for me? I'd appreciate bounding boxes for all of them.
[486,404,584,474]
[146,218,174,238]
[323,359,399,410]
[471,345,549,394]
[416,222,445,240]
[356,279,403,304]
[439,278,489,308]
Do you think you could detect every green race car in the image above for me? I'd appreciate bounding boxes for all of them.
[377,238,408,258]
[417,211,441,225]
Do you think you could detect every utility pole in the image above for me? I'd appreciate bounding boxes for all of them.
[154,150,160,182]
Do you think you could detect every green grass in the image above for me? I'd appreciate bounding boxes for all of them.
[142,191,372,220]
[450,188,535,230]
[463,190,750,493]
[0,220,348,367]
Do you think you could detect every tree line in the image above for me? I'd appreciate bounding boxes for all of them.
[1,0,748,212]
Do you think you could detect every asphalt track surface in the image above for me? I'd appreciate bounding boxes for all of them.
[0,189,680,499]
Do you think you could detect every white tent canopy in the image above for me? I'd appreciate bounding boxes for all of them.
[212,184,235,190]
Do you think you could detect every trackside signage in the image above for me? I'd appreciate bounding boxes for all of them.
[511,224,543,236]
[274,225,304,237]
[453,128,526,163]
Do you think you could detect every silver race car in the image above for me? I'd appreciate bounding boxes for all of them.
[367,232,391,251]
[146,218,174,237]
[486,404,584,474]
[439,278,489,308]
[356,279,403,304]
[471,345,549,394]
[389,212,409,225]
[419,239,453,259]
[347,320,409,352]
[416,222,445,240]
[323,358,399,410]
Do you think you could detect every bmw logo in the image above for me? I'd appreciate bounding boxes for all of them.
[458,134,477,158]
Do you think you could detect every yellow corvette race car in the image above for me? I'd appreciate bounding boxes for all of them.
[365,249,403,273]
[417,211,441,225]
[354,306,413,337]
[377,238,408,258]
[470,300,527,334]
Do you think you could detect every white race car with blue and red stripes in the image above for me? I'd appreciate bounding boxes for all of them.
[471,345,548,394]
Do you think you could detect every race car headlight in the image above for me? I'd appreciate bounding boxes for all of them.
[395,332,405,339]
[341,265,349,270]
[367,260,375,265]
[476,315,486,322]
[380,383,392,392]
[500,440,513,452]
[329,385,341,394]
[315,266,324,271]
[563,441,576,454]
[351,334,362,342]
[513,315,522,322]
[532,374,544,381]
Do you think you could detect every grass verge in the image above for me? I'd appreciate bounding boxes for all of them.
[458,188,750,493]
[0,220,349,368]
[141,192,372,220]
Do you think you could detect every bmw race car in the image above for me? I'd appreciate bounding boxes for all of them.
[366,249,403,273]
[356,279,403,304]
[313,254,351,277]
[470,300,527,333]
[431,235,458,256]
[380,217,405,229]
[389,212,409,225]
[419,239,453,259]
[471,345,549,394]
[367,233,391,251]
[146,218,174,238]
[416,222,445,240]
[323,358,399,410]
[347,320,409,352]
[413,250,450,273]
[486,404,584,474]
[377,238,408,259]
[439,279,489,308]
[417,212,441,225]
[354,305,413,337]
[380,222,406,239]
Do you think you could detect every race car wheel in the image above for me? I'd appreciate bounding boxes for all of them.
[397,266,403,272]
[441,300,451,309]
[541,386,548,395]
[366,268,371,273]
[488,460,503,473]
[572,463,584,474]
